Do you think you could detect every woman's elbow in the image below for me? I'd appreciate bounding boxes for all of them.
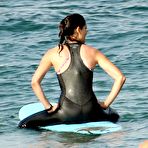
[122,75,126,83]
[31,79,40,89]
[119,74,126,84]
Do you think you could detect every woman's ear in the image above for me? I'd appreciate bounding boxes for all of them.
[76,26,81,34]
[71,27,79,39]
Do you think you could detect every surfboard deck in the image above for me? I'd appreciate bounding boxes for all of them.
[19,102,122,135]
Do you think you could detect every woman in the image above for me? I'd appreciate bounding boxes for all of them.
[19,13,126,128]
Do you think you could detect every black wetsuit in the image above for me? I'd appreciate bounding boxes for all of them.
[18,43,119,128]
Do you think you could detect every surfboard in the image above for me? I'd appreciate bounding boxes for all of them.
[19,102,122,135]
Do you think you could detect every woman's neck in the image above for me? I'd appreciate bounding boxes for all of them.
[65,39,84,44]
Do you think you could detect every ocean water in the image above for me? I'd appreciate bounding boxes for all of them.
[0,0,148,147]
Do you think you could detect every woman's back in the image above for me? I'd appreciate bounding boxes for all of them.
[57,43,94,105]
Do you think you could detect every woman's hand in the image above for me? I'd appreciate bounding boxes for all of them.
[98,101,108,109]
[46,103,59,113]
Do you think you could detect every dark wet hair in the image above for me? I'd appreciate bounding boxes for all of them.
[58,13,86,52]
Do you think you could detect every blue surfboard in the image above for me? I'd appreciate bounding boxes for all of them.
[19,102,122,135]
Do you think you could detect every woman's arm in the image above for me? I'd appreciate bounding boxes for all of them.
[31,50,54,110]
[95,50,126,109]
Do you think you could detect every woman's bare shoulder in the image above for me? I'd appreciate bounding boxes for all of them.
[82,44,102,56]
[82,44,96,50]
[83,44,102,52]
[39,46,59,64]
[82,44,107,65]
[46,46,59,54]
[44,46,59,57]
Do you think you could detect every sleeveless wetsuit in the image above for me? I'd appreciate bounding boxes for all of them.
[18,43,119,128]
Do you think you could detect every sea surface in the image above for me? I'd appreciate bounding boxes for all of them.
[0,0,148,147]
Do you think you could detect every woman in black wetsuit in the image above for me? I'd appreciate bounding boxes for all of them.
[19,13,126,128]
